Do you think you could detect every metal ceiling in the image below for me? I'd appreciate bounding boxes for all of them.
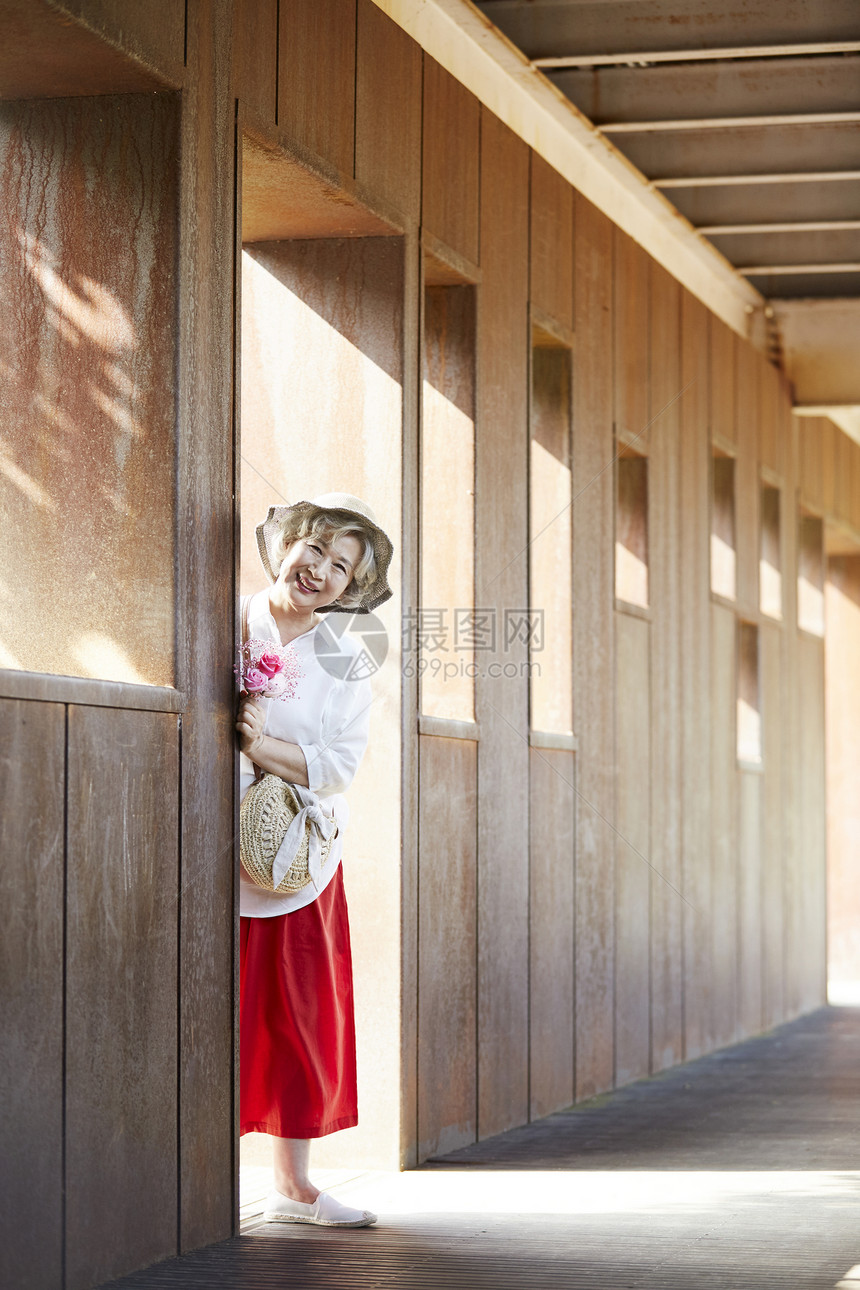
[473,0,860,300]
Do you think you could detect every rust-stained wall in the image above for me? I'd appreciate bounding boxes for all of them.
[1,2,857,1287]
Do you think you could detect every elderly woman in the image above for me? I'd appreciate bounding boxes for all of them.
[235,493,392,1228]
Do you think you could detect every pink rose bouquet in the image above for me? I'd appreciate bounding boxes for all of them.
[236,637,301,701]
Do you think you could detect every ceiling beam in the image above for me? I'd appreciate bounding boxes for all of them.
[474,0,860,62]
[603,112,860,133]
[744,263,860,275]
[698,221,860,235]
[548,56,860,125]
[653,171,860,188]
[533,42,860,68]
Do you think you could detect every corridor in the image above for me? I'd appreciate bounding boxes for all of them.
[103,1006,860,1290]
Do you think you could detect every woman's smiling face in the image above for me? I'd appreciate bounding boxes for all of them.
[275,532,362,614]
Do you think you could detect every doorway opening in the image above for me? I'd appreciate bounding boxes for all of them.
[237,133,405,1219]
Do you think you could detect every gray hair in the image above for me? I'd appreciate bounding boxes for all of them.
[271,508,378,610]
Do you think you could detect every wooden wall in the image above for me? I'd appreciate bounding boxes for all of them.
[0,5,235,1289]
[2,2,858,1286]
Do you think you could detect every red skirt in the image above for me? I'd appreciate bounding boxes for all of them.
[240,865,358,1138]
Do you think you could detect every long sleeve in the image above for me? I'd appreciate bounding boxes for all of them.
[298,674,372,797]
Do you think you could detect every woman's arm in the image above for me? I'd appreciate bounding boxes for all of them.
[236,695,310,787]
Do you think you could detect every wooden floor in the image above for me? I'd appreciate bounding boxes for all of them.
[102,1007,860,1290]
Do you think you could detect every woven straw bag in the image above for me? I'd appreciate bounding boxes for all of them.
[239,774,338,893]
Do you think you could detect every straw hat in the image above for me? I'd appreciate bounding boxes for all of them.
[255,493,393,614]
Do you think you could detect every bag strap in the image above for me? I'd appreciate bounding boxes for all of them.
[239,595,264,783]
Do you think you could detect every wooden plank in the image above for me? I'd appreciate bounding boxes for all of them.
[825,556,860,994]
[614,610,651,1087]
[65,706,179,1290]
[529,747,576,1119]
[759,360,783,479]
[799,417,824,514]
[834,424,853,527]
[0,672,184,711]
[355,0,422,222]
[761,618,785,1029]
[613,230,650,447]
[648,262,682,1073]
[52,0,185,85]
[422,57,481,266]
[679,290,713,1060]
[417,736,478,1158]
[475,109,530,1139]
[231,0,277,125]
[178,0,237,1250]
[0,0,171,97]
[782,406,805,1019]
[796,633,828,1012]
[737,769,763,1037]
[734,337,760,620]
[711,601,738,1047]
[572,195,615,1100]
[0,700,64,1290]
[278,0,356,176]
[709,316,737,449]
[820,417,837,518]
[0,92,179,687]
[529,152,574,332]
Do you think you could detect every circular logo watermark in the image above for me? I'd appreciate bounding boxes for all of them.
[314,611,389,681]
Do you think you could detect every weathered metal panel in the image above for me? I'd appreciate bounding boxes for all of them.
[417,735,478,1158]
[278,0,356,175]
[0,699,64,1290]
[422,57,481,267]
[65,705,179,1290]
[177,0,237,1250]
[475,108,530,1138]
[572,194,616,1101]
[355,0,422,222]
[0,91,179,685]
[529,747,576,1119]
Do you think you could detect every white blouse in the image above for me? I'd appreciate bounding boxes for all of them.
[239,590,372,917]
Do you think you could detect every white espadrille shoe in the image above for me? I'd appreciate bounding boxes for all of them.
[263,1189,377,1228]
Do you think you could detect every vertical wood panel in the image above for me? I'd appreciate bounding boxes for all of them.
[65,707,179,1290]
[529,747,576,1119]
[0,700,64,1290]
[475,110,530,1138]
[710,317,736,447]
[231,0,277,124]
[759,360,783,478]
[572,195,615,1100]
[797,633,827,1011]
[355,0,422,221]
[734,339,760,619]
[178,0,237,1250]
[820,418,837,517]
[799,417,824,513]
[422,58,480,264]
[418,736,477,1157]
[679,291,713,1060]
[761,619,785,1028]
[648,263,682,1073]
[737,769,763,1035]
[529,152,574,331]
[711,602,738,1047]
[614,231,650,445]
[615,611,651,1086]
[278,0,356,175]
[825,557,860,993]
[782,411,805,1018]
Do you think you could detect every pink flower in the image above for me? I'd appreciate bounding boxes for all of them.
[244,667,268,694]
[258,650,284,677]
[264,673,287,698]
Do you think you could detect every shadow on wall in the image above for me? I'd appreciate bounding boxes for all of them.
[0,93,178,685]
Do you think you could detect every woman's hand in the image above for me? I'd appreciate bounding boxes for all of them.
[236,693,266,759]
